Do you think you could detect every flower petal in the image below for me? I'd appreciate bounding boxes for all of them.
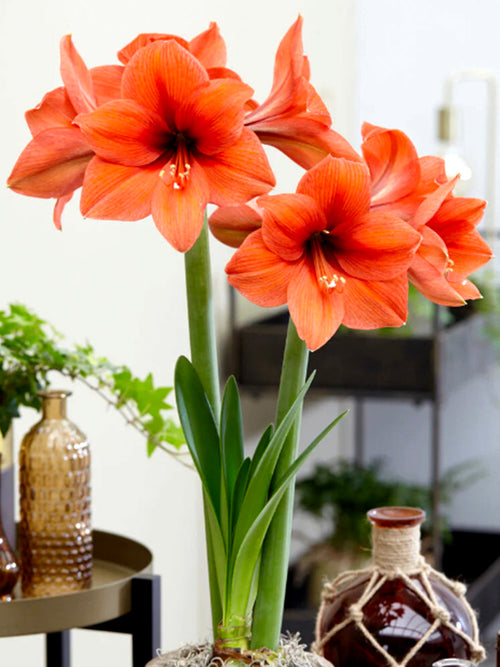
[342,273,409,330]
[297,156,371,227]
[361,123,420,205]
[332,212,421,280]
[25,87,76,135]
[177,78,253,155]
[7,127,92,198]
[152,158,210,251]
[197,128,275,205]
[288,257,344,351]
[259,193,326,262]
[117,33,189,64]
[53,192,73,230]
[255,125,363,170]
[59,35,97,114]
[189,22,227,69]
[122,40,209,128]
[209,201,263,248]
[408,256,465,306]
[76,99,170,166]
[90,65,124,105]
[80,156,160,220]
[226,229,295,307]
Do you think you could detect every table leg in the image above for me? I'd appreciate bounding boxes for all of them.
[46,630,71,667]
[131,575,162,667]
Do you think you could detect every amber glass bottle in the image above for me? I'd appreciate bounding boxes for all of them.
[315,507,483,667]
[19,390,92,597]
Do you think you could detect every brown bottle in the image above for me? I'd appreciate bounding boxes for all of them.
[0,452,19,600]
[315,507,484,667]
[19,390,92,597]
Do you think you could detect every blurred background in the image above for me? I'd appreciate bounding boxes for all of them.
[1,0,500,664]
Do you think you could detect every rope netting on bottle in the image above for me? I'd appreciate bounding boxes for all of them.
[313,526,485,667]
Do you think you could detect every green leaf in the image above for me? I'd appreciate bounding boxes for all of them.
[220,376,244,504]
[230,457,251,533]
[228,410,348,618]
[231,373,316,559]
[174,356,221,516]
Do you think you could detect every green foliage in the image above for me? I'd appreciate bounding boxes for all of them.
[0,303,184,456]
[296,458,484,550]
[174,355,346,644]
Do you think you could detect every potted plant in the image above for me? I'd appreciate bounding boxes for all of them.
[6,15,492,667]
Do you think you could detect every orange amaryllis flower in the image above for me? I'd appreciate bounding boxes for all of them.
[362,122,448,219]
[117,22,227,72]
[226,156,421,351]
[209,200,264,248]
[7,36,123,229]
[244,17,362,169]
[76,40,275,253]
[408,177,492,306]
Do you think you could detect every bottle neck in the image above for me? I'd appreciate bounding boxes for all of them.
[40,391,70,420]
[372,524,422,573]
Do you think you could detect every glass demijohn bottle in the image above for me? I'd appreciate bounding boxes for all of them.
[19,390,92,597]
[315,507,484,667]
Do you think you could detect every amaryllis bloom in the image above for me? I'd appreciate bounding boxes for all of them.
[362,122,448,219]
[244,17,362,170]
[408,177,492,306]
[226,156,421,351]
[76,40,275,252]
[209,200,264,248]
[7,36,123,229]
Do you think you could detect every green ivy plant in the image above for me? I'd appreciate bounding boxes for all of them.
[0,303,185,458]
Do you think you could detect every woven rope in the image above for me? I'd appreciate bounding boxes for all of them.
[312,525,485,666]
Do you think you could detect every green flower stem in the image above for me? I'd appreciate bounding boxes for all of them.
[184,215,222,637]
[184,217,221,417]
[251,318,309,650]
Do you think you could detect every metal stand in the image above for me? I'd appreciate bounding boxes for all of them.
[44,574,161,667]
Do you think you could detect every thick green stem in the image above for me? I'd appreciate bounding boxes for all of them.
[184,218,221,417]
[251,319,309,650]
[184,217,222,637]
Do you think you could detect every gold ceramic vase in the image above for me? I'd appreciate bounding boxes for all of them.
[19,390,92,597]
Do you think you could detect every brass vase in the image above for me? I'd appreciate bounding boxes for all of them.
[19,390,92,597]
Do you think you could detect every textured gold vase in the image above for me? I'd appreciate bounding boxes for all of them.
[19,390,92,597]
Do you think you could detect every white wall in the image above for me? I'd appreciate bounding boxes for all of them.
[353,0,500,532]
[0,1,358,665]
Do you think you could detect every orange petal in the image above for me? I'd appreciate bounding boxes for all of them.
[189,22,227,69]
[76,100,170,166]
[117,33,189,64]
[198,128,275,205]
[59,35,96,114]
[152,158,210,251]
[333,212,421,280]
[411,176,458,228]
[25,87,76,136]
[122,40,209,128]
[7,128,92,198]
[341,273,409,330]
[80,156,159,220]
[177,78,253,155]
[226,229,295,307]
[288,258,344,351]
[90,65,124,105]
[53,192,73,230]
[297,156,371,227]
[450,278,482,301]
[255,125,363,170]
[361,123,420,205]
[259,193,325,262]
[408,256,465,306]
[208,201,263,248]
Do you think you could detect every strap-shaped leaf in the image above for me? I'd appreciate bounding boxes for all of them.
[174,356,221,516]
[247,424,273,482]
[221,376,244,503]
[231,373,315,560]
[228,410,348,618]
[230,457,251,534]
[204,489,228,611]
